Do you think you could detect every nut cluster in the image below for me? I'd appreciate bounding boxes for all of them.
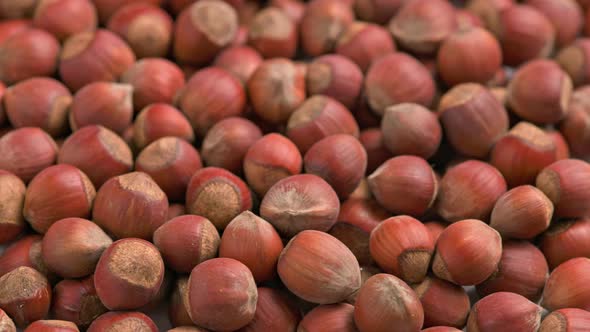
[1,0,590,331]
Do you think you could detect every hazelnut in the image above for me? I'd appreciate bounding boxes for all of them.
[243,133,302,196]
[467,292,542,332]
[543,257,590,311]
[433,219,502,285]
[388,0,457,54]
[465,0,513,35]
[120,58,186,112]
[52,276,108,329]
[201,117,262,174]
[369,215,434,283]
[354,274,424,332]
[368,156,438,217]
[0,28,60,84]
[219,211,283,283]
[365,52,436,115]
[541,218,590,269]
[437,27,502,86]
[32,0,97,41]
[94,238,165,310]
[260,174,340,238]
[0,235,53,280]
[556,39,590,87]
[278,230,361,304]
[0,267,51,328]
[540,308,590,332]
[437,83,509,158]
[240,287,300,332]
[213,46,263,84]
[536,159,590,218]
[298,303,357,332]
[24,165,96,234]
[186,167,253,231]
[93,172,168,239]
[177,67,246,137]
[186,258,257,331]
[42,218,112,278]
[248,7,298,58]
[133,103,194,150]
[4,77,72,137]
[559,87,590,159]
[300,0,354,56]
[413,276,470,329]
[24,320,79,331]
[135,137,202,202]
[437,160,507,222]
[69,82,133,135]
[526,0,583,47]
[87,311,157,332]
[154,215,220,273]
[0,170,25,244]
[107,3,173,58]
[381,103,442,158]
[476,241,549,302]
[173,0,238,65]
[247,58,307,124]
[57,125,133,188]
[306,55,363,110]
[335,22,396,72]
[508,60,572,124]
[59,29,136,91]
[490,185,553,239]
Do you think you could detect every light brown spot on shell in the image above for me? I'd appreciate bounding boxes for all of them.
[137,137,179,171]
[107,240,162,288]
[0,267,48,302]
[190,179,240,230]
[98,127,133,166]
[107,317,152,332]
[249,8,293,39]
[61,31,94,59]
[117,172,166,201]
[191,0,238,46]
[287,95,327,129]
[510,122,555,150]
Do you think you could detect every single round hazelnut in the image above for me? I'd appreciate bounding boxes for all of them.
[133,103,194,150]
[543,257,590,311]
[413,276,470,329]
[0,170,25,244]
[0,28,60,84]
[365,53,436,115]
[93,171,169,239]
[476,241,549,302]
[154,215,220,273]
[92,0,163,24]
[120,58,186,112]
[94,238,165,310]
[536,159,590,218]
[541,218,590,269]
[437,160,507,222]
[185,167,253,231]
[490,185,553,239]
[59,29,136,91]
[335,22,395,72]
[508,59,572,124]
[437,27,502,86]
[24,165,96,234]
[433,219,502,285]
[219,211,283,283]
[388,0,456,54]
[368,156,438,217]
[4,77,72,137]
[298,303,356,332]
[213,46,263,84]
[52,276,108,329]
[42,218,112,278]
[87,311,157,332]
[381,103,442,158]
[354,274,424,332]
[540,308,590,332]
[247,58,307,124]
[304,134,367,199]
[58,125,133,188]
[0,266,52,328]
[260,174,340,238]
[135,136,202,202]
[305,55,363,110]
[467,292,542,332]
[177,67,246,137]
[107,3,173,58]
[186,258,257,331]
[173,0,238,65]
[300,0,354,56]
[278,230,361,304]
[369,215,434,283]
[201,117,262,174]
[526,0,583,47]
[32,0,97,41]
[437,83,509,158]
[248,7,297,58]
[243,133,302,196]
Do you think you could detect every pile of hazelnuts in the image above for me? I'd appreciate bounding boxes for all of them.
[2,0,590,331]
